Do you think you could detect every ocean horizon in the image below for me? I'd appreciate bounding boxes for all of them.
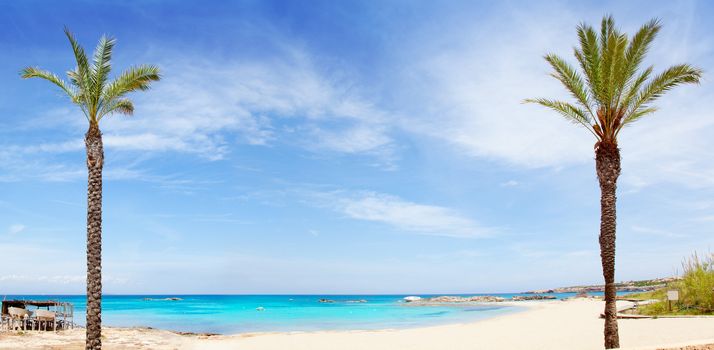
[3,293,596,334]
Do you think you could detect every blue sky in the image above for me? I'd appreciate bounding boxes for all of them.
[1,0,713,294]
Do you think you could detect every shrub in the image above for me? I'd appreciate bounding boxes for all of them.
[679,252,714,312]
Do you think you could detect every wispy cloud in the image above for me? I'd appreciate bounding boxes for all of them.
[100,47,397,164]
[0,274,84,284]
[394,4,592,168]
[312,190,494,238]
[389,3,714,190]
[6,44,400,181]
[631,225,688,238]
[0,274,129,285]
[7,224,26,235]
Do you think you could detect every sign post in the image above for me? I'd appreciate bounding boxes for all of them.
[667,290,679,312]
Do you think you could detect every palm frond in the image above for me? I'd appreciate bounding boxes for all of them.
[575,23,604,106]
[600,15,615,51]
[528,15,703,143]
[24,28,160,125]
[524,98,597,137]
[20,66,77,101]
[103,98,134,116]
[544,54,594,118]
[99,65,159,119]
[621,107,657,127]
[90,35,116,105]
[63,27,91,92]
[102,64,160,102]
[609,32,629,107]
[621,19,660,87]
[628,64,702,114]
[619,66,653,111]
[598,18,624,109]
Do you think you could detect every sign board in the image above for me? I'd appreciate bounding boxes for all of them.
[667,290,679,301]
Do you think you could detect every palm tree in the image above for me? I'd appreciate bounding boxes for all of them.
[526,16,701,349]
[21,28,160,350]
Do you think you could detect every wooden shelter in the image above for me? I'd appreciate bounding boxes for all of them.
[1,299,74,331]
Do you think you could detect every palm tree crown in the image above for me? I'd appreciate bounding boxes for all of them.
[526,16,702,147]
[21,27,160,124]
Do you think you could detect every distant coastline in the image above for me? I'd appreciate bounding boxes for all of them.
[524,277,679,294]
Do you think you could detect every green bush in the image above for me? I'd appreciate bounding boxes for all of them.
[679,252,714,312]
[634,252,714,316]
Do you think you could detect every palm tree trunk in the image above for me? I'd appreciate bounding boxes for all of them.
[595,142,621,349]
[85,123,104,350]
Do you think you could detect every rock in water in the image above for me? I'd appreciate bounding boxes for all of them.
[511,295,557,301]
[406,296,506,304]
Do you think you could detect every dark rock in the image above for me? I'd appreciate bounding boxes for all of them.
[511,295,557,301]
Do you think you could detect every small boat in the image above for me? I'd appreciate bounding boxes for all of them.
[256,307,265,311]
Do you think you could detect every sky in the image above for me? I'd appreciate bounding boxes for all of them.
[0,0,713,294]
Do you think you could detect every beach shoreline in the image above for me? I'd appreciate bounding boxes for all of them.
[2,298,714,349]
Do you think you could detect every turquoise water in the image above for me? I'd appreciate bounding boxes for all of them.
[3,293,589,334]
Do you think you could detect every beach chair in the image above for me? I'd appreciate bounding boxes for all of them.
[56,302,74,330]
[0,314,8,331]
[35,309,56,331]
[7,307,32,331]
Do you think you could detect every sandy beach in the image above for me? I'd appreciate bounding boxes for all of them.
[2,299,713,350]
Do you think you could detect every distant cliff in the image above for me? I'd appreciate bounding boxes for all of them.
[525,277,679,294]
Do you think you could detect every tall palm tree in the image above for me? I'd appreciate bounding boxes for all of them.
[526,16,701,349]
[21,28,160,350]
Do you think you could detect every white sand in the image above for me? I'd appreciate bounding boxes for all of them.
[2,299,713,350]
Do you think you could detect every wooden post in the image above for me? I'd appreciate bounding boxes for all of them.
[667,290,679,313]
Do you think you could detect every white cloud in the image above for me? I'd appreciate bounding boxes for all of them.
[98,47,396,163]
[3,44,400,182]
[308,124,392,155]
[631,225,688,238]
[0,274,129,285]
[0,274,84,284]
[8,224,26,235]
[21,140,84,154]
[391,3,714,190]
[6,2,711,192]
[0,242,129,293]
[694,215,714,222]
[316,191,494,238]
[618,95,714,189]
[394,5,592,168]
[500,180,520,187]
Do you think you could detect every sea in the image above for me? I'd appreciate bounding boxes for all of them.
[3,293,599,334]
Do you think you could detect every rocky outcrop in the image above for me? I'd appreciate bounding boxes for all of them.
[407,296,506,304]
[575,291,589,298]
[511,295,557,301]
[525,289,555,294]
